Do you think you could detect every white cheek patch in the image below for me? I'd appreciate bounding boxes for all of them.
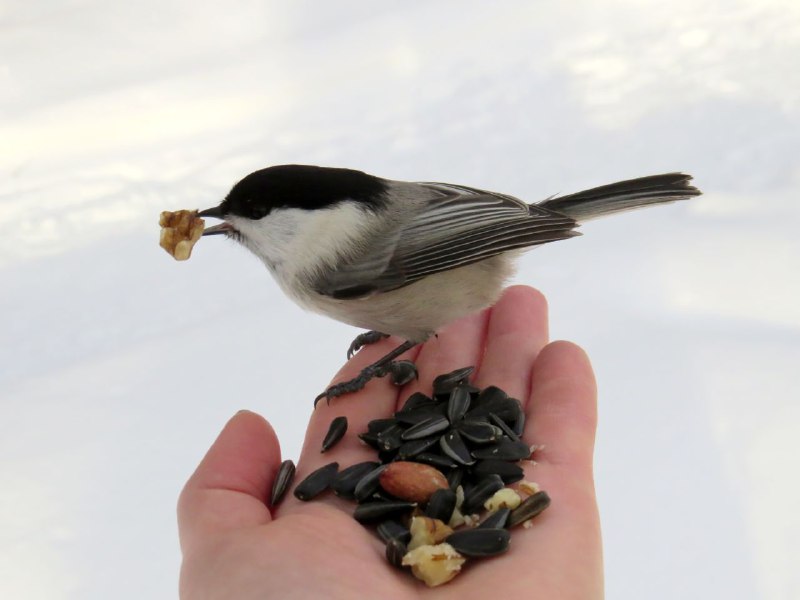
[230,202,375,281]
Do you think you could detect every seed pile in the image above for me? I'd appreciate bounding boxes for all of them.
[274,366,550,587]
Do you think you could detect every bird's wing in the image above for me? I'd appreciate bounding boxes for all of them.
[314,183,579,299]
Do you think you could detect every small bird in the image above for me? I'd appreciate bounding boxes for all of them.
[198,165,700,403]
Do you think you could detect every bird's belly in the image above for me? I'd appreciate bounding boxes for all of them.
[304,255,517,342]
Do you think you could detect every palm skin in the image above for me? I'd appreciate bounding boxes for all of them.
[178,286,603,599]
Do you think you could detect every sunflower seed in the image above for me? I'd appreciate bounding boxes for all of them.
[471,438,532,461]
[385,537,408,569]
[321,416,348,452]
[293,462,339,501]
[396,436,440,459]
[471,459,525,484]
[353,500,416,523]
[461,474,504,514]
[354,464,389,502]
[377,519,411,544]
[489,412,520,442]
[439,430,475,466]
[400,391,436,412]
[478,507,511,529]
[269,459,296,507]
[446,468,463,490]
[332,461,381,499]
[367,418,398,434]
[474,385,508,407]
[377,424,405,451]
[393,408,442,426]
[425,488,457,523]
[357,431,380,449]
[445,528,510,557]
[401,415,450,440]
[511,411,526,437]
[389,360,418,386]
[457,421,500,445]
[508,491,551,528]
[432,366,475,395]
[414,452,458,470]
[446,385,472,424]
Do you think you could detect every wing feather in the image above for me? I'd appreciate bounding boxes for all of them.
[315,183,579,299]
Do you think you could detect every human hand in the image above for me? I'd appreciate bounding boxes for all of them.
[178,285,602,599]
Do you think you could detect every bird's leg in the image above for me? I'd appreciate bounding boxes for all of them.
[316,340,419,406]
[347,330,390,360]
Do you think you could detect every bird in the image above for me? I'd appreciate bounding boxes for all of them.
[197,164,701,403]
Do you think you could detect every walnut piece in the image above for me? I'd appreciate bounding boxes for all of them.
[159,210,204,261]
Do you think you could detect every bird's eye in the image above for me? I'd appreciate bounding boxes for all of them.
[251,205,269,219]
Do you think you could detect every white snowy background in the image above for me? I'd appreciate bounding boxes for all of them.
[2,1,799,598]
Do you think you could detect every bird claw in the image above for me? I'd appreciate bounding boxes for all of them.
[347,331,389,360]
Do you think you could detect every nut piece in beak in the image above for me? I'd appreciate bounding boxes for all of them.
[159,210,205,261]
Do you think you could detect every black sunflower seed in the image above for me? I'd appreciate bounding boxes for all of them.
[389,360,418,386]
[446,385,472,424]
[400,391,435,412]
[489,412,520,442]
[396,436,439,460]
[414,452,458,470]
[353,500,416,523]
[471,459,524,484]
[376,424,405,451]
[332,461,381,499]
[377,519,411,544]
[269,459,296,507]
[508,491,551,528]
[457,421,500,445]
[474,385,508,407]
[367,418,398,434]
[511,411,526,437]
[478,507,511,529]
[432,366,475,395]
[461,474,504,514]
[393,403,446,425]
[424,488,457,523]
[439,430,475,466]
[358,431,381,449]
[354,464,389,502]
[471,438,532,461]
[321,416,348,452]
[445,528,510,557]
[446,468,463,490]
[293,462,339,501]
[385,537,408,569]
[401,415,450,440]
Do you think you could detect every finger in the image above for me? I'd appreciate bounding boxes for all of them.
[525,341,598,472]
[510,341,602,594]
[473,285,549,399]
[178,410,280,552]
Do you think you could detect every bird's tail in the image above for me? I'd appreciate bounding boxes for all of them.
[538,173,701,221]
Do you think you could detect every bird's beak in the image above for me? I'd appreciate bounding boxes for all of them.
[198,206,232,236]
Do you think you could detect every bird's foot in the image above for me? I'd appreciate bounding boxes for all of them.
[313,358,419,406]
[347,330,390,360]
[315,365,381,406]
[316,340,420,406]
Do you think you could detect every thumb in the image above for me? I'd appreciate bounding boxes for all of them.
[178,410,281,552]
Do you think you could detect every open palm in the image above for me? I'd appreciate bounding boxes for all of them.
[178,286,602,599]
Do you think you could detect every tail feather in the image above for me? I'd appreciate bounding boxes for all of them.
[537,173,701,221]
